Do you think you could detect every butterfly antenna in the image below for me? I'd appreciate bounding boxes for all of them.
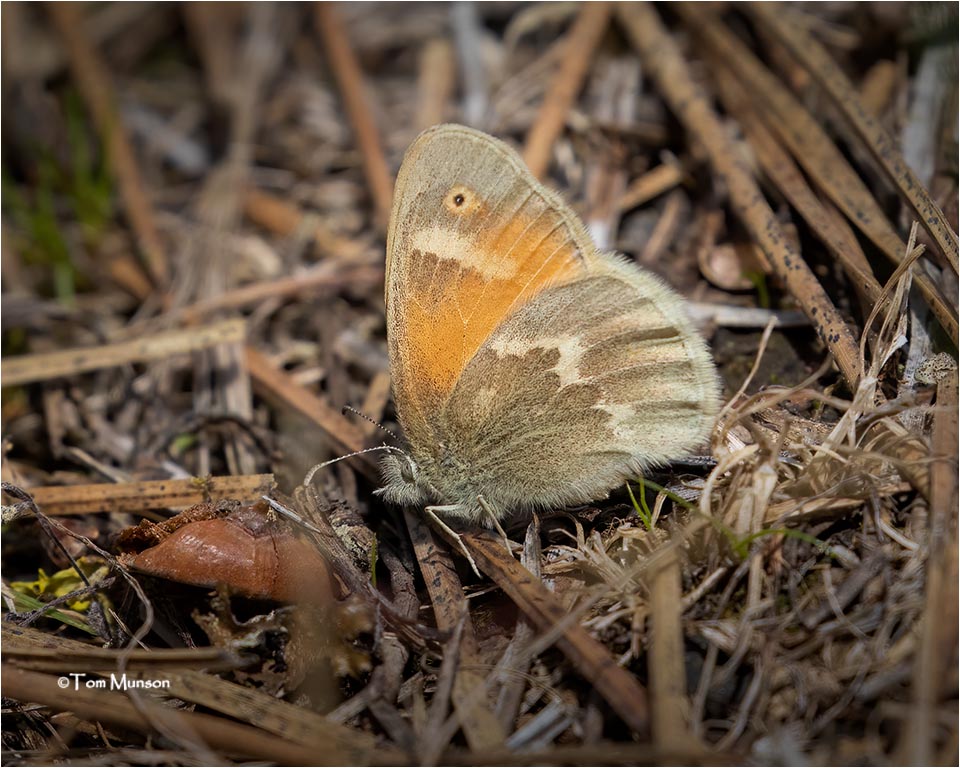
[303,444,404,486]
[341,405,399,442]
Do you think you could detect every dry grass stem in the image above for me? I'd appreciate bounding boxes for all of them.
[243,187,372,261]
[905,369,959,763]
[176,263,383,325]
[19,475,274,517]
[2,318,246,386]
[417,38,457,131]
[649,550,697,753]
[3,623,240,672]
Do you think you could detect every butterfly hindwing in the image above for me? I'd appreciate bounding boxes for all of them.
[433,254,720,516]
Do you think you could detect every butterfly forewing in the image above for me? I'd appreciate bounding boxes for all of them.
[386,125,593,446]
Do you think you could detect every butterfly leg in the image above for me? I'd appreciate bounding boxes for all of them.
[423,505,482,578]
[476,495,513,556]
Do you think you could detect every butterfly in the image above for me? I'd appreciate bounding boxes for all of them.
[377,124,720,527]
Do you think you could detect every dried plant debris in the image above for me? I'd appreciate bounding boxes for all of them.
[1,2,957,766]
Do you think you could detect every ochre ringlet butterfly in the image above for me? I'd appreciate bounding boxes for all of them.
[377,125,720,526]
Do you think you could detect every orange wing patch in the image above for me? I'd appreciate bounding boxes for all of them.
[400,217,585,405]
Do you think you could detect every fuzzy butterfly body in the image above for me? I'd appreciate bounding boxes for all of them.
[379,124,720,524]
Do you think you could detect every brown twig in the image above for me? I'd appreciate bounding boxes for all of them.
[747,4,959,275]
[358,371,393,439]
[106,257,154,302]
[639,190,685,264]
[243,187,372,261]
[2,319,247,387]
[181,4,235,109]
[175,263,383,325]
[20,475,274,516]
[619,2,862,389]
[314,3,394,232]
[859,59,899,117]
[618,162,686,212]
[522,2,612,179]
[46,3,168,287]
[110,215,375,319]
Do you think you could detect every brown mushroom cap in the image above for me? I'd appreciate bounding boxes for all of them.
[125,506,335,606]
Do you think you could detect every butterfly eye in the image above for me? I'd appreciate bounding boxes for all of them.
[444,185,478,214]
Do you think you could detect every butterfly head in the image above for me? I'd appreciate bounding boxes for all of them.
[375,450,438,507]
